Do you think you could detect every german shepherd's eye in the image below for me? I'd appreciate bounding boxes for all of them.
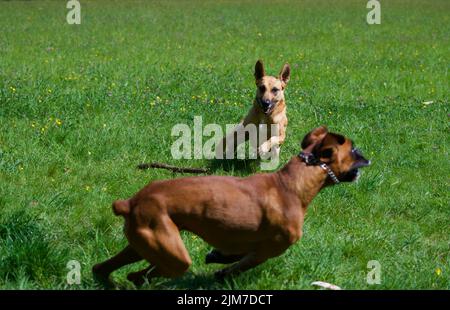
[272,87,279,94]
[259,85,266,92]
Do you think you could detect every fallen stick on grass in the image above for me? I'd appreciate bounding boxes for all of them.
[137,162,209,174]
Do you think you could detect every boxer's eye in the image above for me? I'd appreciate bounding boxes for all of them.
[259,85,266,92]
[272,87,279,94]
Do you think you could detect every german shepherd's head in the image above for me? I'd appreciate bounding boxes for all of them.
[254,60,291,115]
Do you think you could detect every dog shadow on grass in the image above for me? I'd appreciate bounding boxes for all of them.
[97,272,234,290]
[150,272,230,290]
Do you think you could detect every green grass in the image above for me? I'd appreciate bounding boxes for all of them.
[0,0,448,289]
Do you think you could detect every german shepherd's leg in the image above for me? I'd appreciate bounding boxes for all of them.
[214,253,267,280]
[126,215,192,285]
[216,107,260,159]
[219,123,251,159]
[258,117,287,157]
[92,245,143,284]
[258,136,282,156]
[205,249,245,264]
[225,125,243,159]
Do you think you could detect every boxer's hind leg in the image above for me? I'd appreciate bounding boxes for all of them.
[92,245,143,285]
[126,215,192,285]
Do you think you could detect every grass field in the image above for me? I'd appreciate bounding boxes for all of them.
[0,0,448,289]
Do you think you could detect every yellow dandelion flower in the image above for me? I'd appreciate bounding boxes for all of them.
[55,119,62,126]
[435,268,442,276]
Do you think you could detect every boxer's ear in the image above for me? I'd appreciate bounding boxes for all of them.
[301,126,328,150]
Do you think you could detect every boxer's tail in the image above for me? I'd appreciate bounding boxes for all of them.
[112,199,130,216]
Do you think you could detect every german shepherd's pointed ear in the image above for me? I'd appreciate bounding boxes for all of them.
[254,60,265,82]
[279,63,291,87]
[301,126,328,150]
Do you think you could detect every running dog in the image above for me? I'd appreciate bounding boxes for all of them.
[93,126,370,286]
[217,60,290,159]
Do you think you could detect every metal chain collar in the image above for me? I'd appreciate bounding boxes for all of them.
[299,152,340,184]
[319,163,340,184]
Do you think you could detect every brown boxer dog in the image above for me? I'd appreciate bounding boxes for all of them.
[93,126,370,286]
